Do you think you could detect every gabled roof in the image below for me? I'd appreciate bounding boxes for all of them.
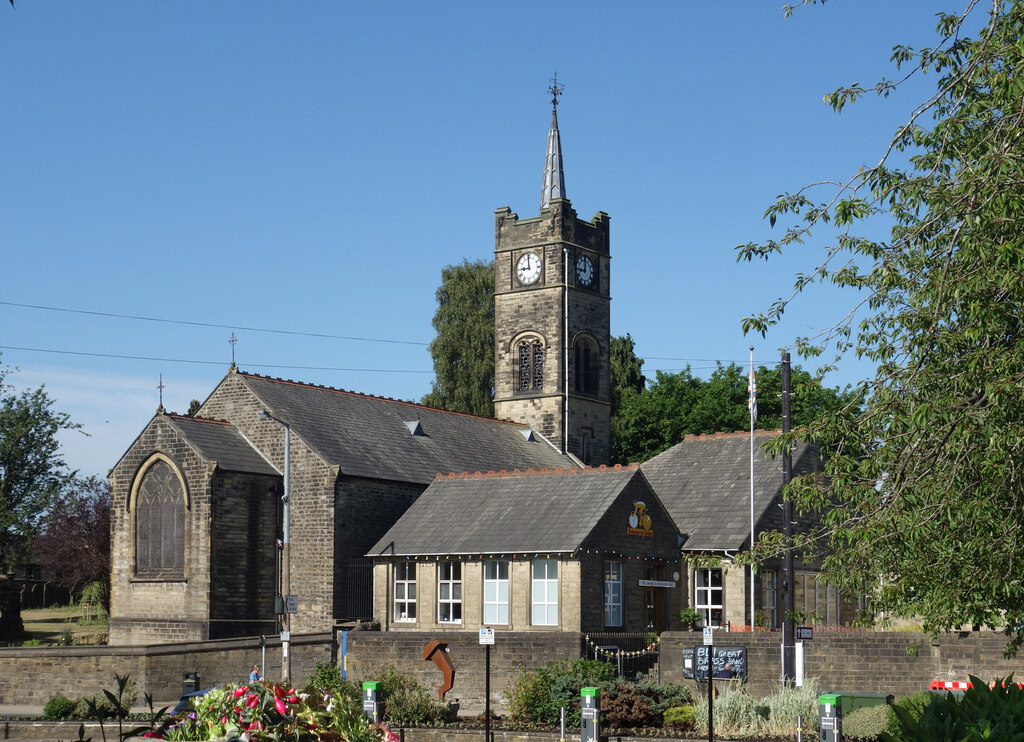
[640,430,819,552]
[368,465,650,556]
[164,414,279,476]
[235,372,576,484]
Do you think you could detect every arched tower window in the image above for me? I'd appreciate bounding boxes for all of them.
[574,336,599,395]
[517,337,545,392]
[132,457,186,578]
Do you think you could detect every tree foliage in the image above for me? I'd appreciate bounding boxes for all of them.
[422,259,495,418]
[738,2,1024,650]
[0,359,79,570]
[33,476,111,598]
[611,363,853,464]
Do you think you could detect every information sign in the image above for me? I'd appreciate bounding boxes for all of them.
[479,627,495,645]
[682,645,748,681]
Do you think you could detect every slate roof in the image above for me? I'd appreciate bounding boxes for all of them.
[368,465,647,556]
[640,430,818,552]
[236,372,576,484]
[164,414,279,476]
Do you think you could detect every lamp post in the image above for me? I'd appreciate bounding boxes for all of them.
[257,409,291,683]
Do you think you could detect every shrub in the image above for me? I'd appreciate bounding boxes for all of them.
[306,661,353,700]
[663,704,696,729]
[883,675,1024,742]
[506,658,616,726]
[43,695,77,720]
[843,703,896,741]
[893,690,935,724]
[601,683,652,729]
[374,665,450,725]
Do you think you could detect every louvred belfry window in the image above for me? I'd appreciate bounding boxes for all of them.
[135,459,185,578]
[518,339,544,391]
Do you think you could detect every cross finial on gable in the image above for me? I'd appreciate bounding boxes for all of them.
[229,332,238,369]
[157,374,166,414]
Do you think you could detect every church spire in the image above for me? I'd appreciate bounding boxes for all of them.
[540,75,566,211]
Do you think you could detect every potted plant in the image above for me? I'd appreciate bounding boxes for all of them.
[679,607,703,631]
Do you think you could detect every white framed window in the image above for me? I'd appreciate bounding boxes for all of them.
[761,571,778,629]
[483,560,509,625]
[532,558,558,625]
[393,562,416,621]
[694,568,724,627]
[604,561,623,627]
[438,561,462,623]
[798,571,817,621]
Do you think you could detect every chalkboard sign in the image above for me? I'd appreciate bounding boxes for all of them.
[682,645,747,681]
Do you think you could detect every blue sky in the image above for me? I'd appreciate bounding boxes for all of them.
[1,1,958,477]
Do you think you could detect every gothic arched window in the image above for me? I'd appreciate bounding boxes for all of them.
[574,336,599,395]
[133,458,186,579]
[517,338,544,392]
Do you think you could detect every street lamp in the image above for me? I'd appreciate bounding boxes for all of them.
[256,409,291,683]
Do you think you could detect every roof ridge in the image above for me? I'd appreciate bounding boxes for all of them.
[237,370,530,426]
[683,429,782,442]
[166,413,232,426]
[435,463,639,480]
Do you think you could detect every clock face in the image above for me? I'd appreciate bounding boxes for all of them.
[516,252,542,285]
[576,254,595,287]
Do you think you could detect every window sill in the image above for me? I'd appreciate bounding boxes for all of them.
[130,577,187,584]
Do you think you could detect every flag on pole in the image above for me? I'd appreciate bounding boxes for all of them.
[748,356,757,422]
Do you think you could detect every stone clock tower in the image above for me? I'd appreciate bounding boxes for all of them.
[493,83,611,465]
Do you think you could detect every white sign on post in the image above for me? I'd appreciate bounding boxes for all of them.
[703,626,714,646]
[479,627,495,645]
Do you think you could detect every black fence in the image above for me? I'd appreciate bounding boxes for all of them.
[581,632,660,681]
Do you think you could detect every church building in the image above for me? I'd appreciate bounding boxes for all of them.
[108,87,844,647]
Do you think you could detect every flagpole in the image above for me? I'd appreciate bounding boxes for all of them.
[748,347,756,632]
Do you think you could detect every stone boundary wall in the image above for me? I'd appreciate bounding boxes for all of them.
[659,629,1024,699]
[0,634,332,706]
[1,630,1022,712]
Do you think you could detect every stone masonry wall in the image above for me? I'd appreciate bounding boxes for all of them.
[108,416,215,645]
[198,373,338,634]
[209,470,280,638]
[1,630,1022,714]
[0,634,332,707]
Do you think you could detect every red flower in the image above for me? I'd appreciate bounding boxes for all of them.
[233,686,249,698]
[287,695,300,704]
[246,693,259,708]
[274,697,287,715]
[142,732,163,739]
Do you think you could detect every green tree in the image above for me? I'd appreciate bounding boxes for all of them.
[611,363,852,464]
[738,3,1024,649]
[0,359,79,571]
[422,259,495,418]
[187,399,201,416]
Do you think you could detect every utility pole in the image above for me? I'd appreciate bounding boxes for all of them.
[781,353,795,686]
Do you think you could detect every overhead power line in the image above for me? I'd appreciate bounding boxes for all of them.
[0,345,432,375]
[0,300,429,347]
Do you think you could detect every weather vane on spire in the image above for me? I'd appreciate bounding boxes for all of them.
[548,73,564,110]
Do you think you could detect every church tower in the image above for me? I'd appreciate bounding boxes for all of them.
[493,81,611,465]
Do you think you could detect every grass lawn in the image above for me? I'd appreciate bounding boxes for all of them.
[19,604,108,645]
